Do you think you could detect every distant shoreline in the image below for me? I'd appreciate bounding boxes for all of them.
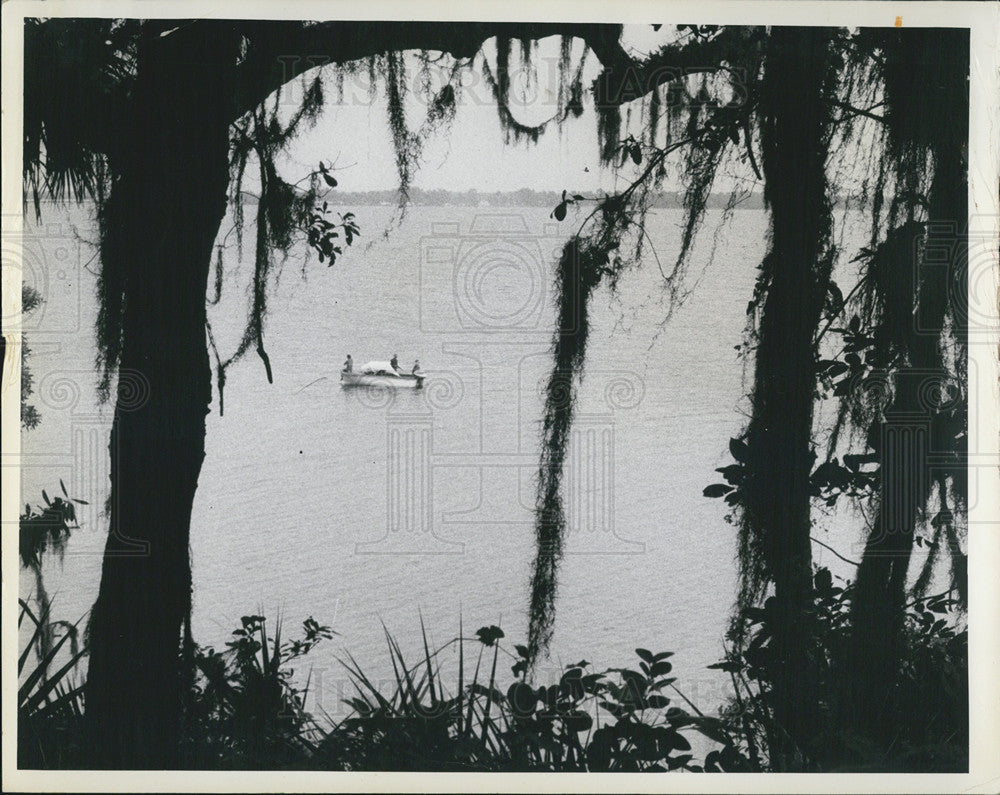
[248,187,769,210]
[30,189,888,213]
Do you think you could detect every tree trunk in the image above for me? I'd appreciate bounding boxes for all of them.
[850,92,968,749]
[744,27,833,764]
[85,22,238,768]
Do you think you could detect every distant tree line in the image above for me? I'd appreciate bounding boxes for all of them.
[238,186,767,209]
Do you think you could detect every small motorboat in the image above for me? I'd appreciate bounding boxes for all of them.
[341,360,424,389]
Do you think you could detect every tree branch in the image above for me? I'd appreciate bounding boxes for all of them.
[233,21,734,121]
[831,100,886,123]
[810,535,860,568]
[235,22,609,119]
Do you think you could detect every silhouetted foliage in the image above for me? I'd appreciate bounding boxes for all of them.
[181,614,336,768]
[20,285,43,429]
[713,568,967,771]
[17,599,87,770]
[19,482,89,667]
[20,19,969,766]
[19,604,964,772]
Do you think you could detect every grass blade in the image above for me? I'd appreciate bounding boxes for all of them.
[18,627,75,706]
[20,647,87,715]
[457,616,465,737]
[481,638,500,751]
[465,642,484,741]
[419,612,438,708]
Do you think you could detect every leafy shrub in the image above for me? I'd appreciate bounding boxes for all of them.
[19,482,86,572]
[16,599,964,772]
[710,567,967,772]
[181,614,336,768]
[314,621,749,772]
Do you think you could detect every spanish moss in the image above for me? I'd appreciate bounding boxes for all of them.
[529,231,619,665]
[529,29,760,665]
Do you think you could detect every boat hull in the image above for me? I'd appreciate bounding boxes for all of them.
[341,372,424,389]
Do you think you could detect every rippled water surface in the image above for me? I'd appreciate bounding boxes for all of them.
[21,204,867,713]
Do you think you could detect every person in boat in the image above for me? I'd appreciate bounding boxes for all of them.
[390,353,399,373]
[412,358,421,375]
[343,354,353,373]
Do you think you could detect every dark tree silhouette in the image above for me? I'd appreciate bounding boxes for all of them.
[739,27,836,762]
[79,22,241,767]
[845,27,969,750]
[25,17,723,767]
[22,18,969,768]
[528,24,968,764]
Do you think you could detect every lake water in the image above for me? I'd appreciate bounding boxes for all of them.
[19,203,868,717]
